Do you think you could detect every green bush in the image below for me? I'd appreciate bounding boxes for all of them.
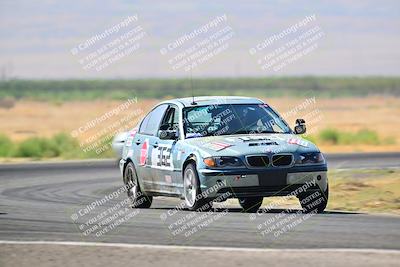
[51,133,80,158]
[318,128,388,145]
[16,137,59,158]
[355,129,380,145]
[1,77,400,101]
[319,129,340,144]
[11,132,115,159]
[0,127,396,160]
[0,134,14,157]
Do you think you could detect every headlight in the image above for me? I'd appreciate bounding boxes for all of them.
[203,156,243,168]
[296,152,325,165]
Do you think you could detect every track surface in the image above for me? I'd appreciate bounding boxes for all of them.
[0,153,399,249]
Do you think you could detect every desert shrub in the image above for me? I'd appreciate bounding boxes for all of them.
[16,137,59,158]
[354,129,380,145]
[318,128,390,145]
[15,133,90,158]
[319,129,340,144]
[0,134,14,157]
[52,133,79,156]
[0,132,114,159]
[1,77,400,101]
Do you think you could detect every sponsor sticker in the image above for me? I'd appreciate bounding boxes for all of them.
[165,175,172,183]
[288,138,308,147]
[125,129,138,147]
[203,142,232,151]
[239,136,271,142]
[139,139,149,165]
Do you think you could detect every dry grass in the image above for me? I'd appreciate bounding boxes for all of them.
[328,169,400,214]
[267,96,400,152]
[259,169,400,214]
[0,96,399,152]
[0,99,158,142]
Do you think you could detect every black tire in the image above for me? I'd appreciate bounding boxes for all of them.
[298,185,329,214]
[183,163,212,212]
[124,162,152,208]
[239,197,263,213]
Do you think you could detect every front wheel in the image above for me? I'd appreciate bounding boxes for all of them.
[124,162,152,208]
[183,163,212,211]
[298,185,329,214]
[239,197,263,213]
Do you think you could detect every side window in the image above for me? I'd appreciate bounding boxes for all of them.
[171,108,179,128]
[160,106,179,130]
[140,104,168,135]
[139,113,151,134]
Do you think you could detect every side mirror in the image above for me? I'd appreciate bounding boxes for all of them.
[294,119,306,134]
[159,123,170,131]
[159,129,178,140]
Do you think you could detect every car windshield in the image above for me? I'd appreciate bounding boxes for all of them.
[183,104,291,138]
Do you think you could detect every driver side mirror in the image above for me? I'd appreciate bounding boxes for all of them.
[159,129,179,140]
[294,119,306,134]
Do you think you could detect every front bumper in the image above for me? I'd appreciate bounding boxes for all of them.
[198,165,328,199]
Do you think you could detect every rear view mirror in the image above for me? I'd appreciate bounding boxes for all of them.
[294,119,306,134]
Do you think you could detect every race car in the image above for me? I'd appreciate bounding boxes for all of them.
[118,96,328,213]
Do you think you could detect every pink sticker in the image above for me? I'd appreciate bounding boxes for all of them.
[288,138,308,147]
[165,175,172,183]
[139,139,149,165]
[205,142,232,151]
[130,128,138,135]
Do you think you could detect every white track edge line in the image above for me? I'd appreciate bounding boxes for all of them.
[0,240,399,254]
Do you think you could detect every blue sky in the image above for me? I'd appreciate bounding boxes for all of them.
[0,0,399,78]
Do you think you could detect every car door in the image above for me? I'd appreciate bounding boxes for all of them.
[133,104,169,191]
[150,105,181,194]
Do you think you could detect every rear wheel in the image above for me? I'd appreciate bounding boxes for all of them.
[298,185,329,214]
[124,162,152,208]
[239,197,263,213]
[183,163,212,211]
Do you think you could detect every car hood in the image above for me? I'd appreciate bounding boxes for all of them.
[183,134,319,157]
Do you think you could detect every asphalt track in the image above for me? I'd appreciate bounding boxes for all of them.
[0,153,399,266]
[0,152,399,247]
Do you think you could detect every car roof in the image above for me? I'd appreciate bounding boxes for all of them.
[160,96,264,107]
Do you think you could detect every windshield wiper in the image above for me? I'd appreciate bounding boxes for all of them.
[234,130,250,134]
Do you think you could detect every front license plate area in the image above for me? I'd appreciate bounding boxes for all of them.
[258,171,287,186]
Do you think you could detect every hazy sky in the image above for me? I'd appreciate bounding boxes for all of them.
[0,0,399,79]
